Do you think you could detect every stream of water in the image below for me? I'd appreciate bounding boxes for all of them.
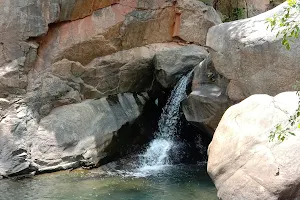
[138,74,192,174]
[0,165,217,200]
[0,73,218,200]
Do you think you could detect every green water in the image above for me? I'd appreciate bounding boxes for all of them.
[0,165,217,200]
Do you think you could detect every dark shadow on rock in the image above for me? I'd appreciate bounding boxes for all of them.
[97,96,161,167]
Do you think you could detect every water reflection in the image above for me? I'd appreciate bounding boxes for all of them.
[0,165,217,200]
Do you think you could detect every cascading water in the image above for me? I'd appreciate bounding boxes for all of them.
[138,73,192,173]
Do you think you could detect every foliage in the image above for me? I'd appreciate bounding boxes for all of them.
[269,92,300,142]
[266,1,300,142]
[223,8,245,22]
[266,0,300,50]
[269,91,300,142]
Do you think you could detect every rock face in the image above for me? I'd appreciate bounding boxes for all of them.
[208,92,300,200]
[202,0,285,20]
[154,45,208,88]
[0,0,221,176]
[174,0,222,44]
[31,93,149,173]
[50,43,181,100]
[182,56,232,132]
[206,2,300,102]
[0,43,201,177]
[32,0,221,73]
[1,93,149,176]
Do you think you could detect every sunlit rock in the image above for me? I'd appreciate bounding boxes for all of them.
[207,2,300,102]
[208,92,300,200]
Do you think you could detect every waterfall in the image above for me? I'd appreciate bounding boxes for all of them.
[138,73,192,173]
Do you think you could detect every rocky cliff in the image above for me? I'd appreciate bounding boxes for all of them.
[0,0,222,177]
[1,0,294,187]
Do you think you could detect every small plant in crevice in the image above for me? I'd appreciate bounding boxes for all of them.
[72,71,82,77]
[223,7,245,22]
[232,7,245,20]
[269,89,300,142]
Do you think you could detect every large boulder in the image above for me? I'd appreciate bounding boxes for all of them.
[206,2,300,102]
[50,43,181,100]
[208,92,300,200]
[154,45,208,88]
[0,93,149,176]
[174,0,222,44]
[30,93,149,173]
[182,56,232,132]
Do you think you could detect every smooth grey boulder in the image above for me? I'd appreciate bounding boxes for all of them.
[154,45,208,88]
[0,102,37,177]
[0,93,148,176]
[182,90,230,133]
[77,43,181,98]
[182,57,232,131]
[206,2,300,101]
[31,93,148,172]
[208,92,300,200]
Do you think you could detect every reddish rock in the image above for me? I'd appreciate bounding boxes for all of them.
[33,0,221,74]
[66,0,121,21]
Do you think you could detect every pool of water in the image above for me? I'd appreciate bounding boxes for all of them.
[0,165,217,200]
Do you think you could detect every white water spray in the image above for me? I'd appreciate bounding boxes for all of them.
[138,73,192,173]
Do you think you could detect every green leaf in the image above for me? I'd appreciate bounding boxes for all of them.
[291,30,295,37]
[282,38,288,45]
[276,31,280,37]
[278,134,281,140]
[276,124,283,130]
[287,0,297,7]
[266,17,273,23]
[289,132,296,136]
